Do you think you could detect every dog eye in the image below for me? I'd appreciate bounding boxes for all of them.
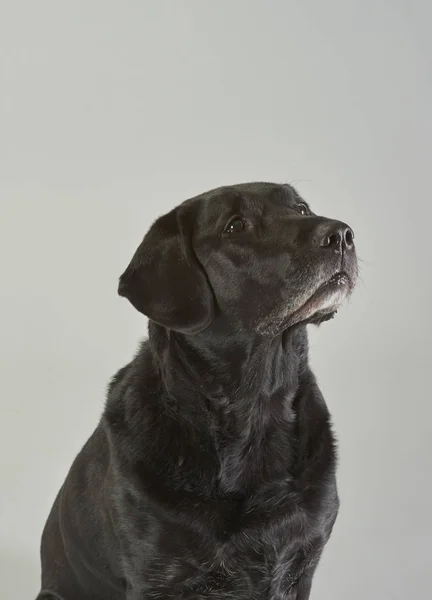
[298,203,309,216]
[225,217,247,234]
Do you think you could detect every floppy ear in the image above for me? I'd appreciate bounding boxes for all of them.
[118,203,214,334]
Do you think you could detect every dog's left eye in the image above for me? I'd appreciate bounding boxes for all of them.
[224,217,247,234]
[298,203,309,216]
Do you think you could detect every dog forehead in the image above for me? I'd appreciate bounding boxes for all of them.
[206,181,294,199]
[184,182,297,224]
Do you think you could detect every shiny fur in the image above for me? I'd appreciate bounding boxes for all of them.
[37,182,357,599]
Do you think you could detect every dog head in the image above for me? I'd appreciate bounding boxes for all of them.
[118,183,357,336]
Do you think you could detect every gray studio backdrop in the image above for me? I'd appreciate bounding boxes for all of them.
[1,2,431,599]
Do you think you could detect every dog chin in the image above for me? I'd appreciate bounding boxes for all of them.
[283,273,351,330]
[258,272,352,336]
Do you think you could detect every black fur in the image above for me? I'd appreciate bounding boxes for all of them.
[37,182,357,599]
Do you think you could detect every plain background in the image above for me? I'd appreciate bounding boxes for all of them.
[1,1,431,598]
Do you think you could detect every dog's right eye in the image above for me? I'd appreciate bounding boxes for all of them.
[224,217,247,234]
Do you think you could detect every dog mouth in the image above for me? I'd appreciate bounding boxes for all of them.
[283,271,353,329]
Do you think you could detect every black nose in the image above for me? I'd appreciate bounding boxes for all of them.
[320,222,354,253]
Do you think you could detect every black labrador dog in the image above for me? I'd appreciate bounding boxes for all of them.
[37,182,357,600]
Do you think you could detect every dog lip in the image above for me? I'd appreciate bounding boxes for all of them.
[325,271,350,288]
[307,271,351,307]
[260,268,354,335]
[280,271,351,331]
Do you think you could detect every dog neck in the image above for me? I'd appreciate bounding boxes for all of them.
[148,320,310,492]
[149,320,309,402]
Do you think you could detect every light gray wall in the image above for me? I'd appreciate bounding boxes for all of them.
[1,1,431,598]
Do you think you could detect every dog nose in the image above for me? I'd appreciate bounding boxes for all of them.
[319,222,354,253]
